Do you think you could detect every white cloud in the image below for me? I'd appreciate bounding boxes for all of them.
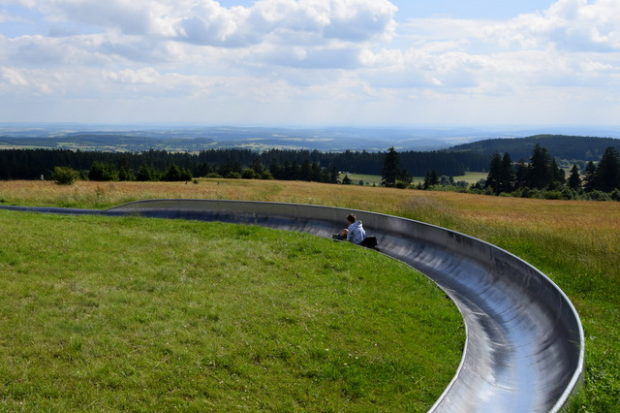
[106,67,160,84]
[2,0,620,125]
[0,66,29,87]
[13,0,397,46]
[481,0,620,52]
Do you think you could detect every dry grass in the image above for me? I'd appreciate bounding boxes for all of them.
[2,178,617,233]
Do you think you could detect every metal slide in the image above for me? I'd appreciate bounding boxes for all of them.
[1,200,584,412]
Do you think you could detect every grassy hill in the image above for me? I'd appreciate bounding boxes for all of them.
[1,179,619,411]
[0,210,462,411]
[448,134,620,161]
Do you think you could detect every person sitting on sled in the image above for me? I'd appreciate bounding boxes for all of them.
[339,214,366,244]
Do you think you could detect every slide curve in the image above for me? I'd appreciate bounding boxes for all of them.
[1,200,584,412]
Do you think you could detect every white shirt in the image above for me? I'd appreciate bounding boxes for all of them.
[347,220,366,244]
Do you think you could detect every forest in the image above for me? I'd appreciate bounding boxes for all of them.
[473,145,620,201]
[0,147,489,180]
[450,134,620,161]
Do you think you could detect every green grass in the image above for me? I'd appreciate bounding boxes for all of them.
[409,171,487,185]
[340,172,487,187]
[452,171,487,184]
[1,179,617,411]
[0,210,463,412]
[339,173,383,186]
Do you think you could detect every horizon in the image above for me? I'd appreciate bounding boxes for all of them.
[2,121,620,133]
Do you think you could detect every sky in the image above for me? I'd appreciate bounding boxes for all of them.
[0,0,619,127]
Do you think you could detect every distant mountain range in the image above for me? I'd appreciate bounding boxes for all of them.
[0,125,473,152]
[0,124,619,157]
[448,135,620,161]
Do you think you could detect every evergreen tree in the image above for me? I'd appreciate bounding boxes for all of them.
[269,162,283,179]
[527,144,554,189]
[251,158,264,175]
[423,170,438,189]
[342,174,352,185]
[218,158,241,178]
[311,162,322,182]
[161,163,192,181]
[551,159,565,188]
[88,161,117,181]
[593,147,620,192]
[300,159,312,181]
[499,153,515,193]
[584,161,597,192]
[118,167,135,181]
[328,166,339,184]
[136,163,157,181]
[485,153,502,194]
[568,165,581,190]
[381,147,400,187]
[515,160,528,189]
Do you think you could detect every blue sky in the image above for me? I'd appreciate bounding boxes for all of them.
[1,0,619,126]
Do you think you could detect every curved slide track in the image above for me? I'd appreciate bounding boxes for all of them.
[1,200,584,412]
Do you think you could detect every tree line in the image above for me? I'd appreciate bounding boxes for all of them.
[0,147,489,181]
[480,145,620,200]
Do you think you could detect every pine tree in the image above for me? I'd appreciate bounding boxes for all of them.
[515,160,528,189]
[88,161,117,181]
[136,163,157,181]
[328,166,339,184]
[593,147,620,192]
[382,147,400,187]
[311,162,322,182]
[584,161,596,192]
[300,159,312,181]
[527,144,554,189]
[568,165,581,190]
[251,159,264,174]
[423,170,438,189]
[118,167,135,181]
[499,153,515,193]
[485,153,502,194]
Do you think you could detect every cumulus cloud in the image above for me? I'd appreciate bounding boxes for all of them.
[13,0,397,46]
[479,0,620,52]
[257,45,362,69]
[0,34,111,66]
[376,0,620,92]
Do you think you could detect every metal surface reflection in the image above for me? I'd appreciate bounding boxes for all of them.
[1,200,584,412]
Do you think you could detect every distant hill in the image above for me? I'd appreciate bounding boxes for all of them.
[0,127,456,152]
[448,135,620,161]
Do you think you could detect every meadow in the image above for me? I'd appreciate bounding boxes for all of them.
[0,209,463,411]
[0,178,619,411]
[341,171,487,186]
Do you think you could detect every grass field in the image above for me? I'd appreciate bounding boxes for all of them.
[341,171,486,186]
[408,171,486,185]
[0,179,619,411]
[0,210,462,411]
[451,171,487,184]
[340,173,383,186]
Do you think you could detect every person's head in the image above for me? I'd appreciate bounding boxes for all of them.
[346,214,356,224]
